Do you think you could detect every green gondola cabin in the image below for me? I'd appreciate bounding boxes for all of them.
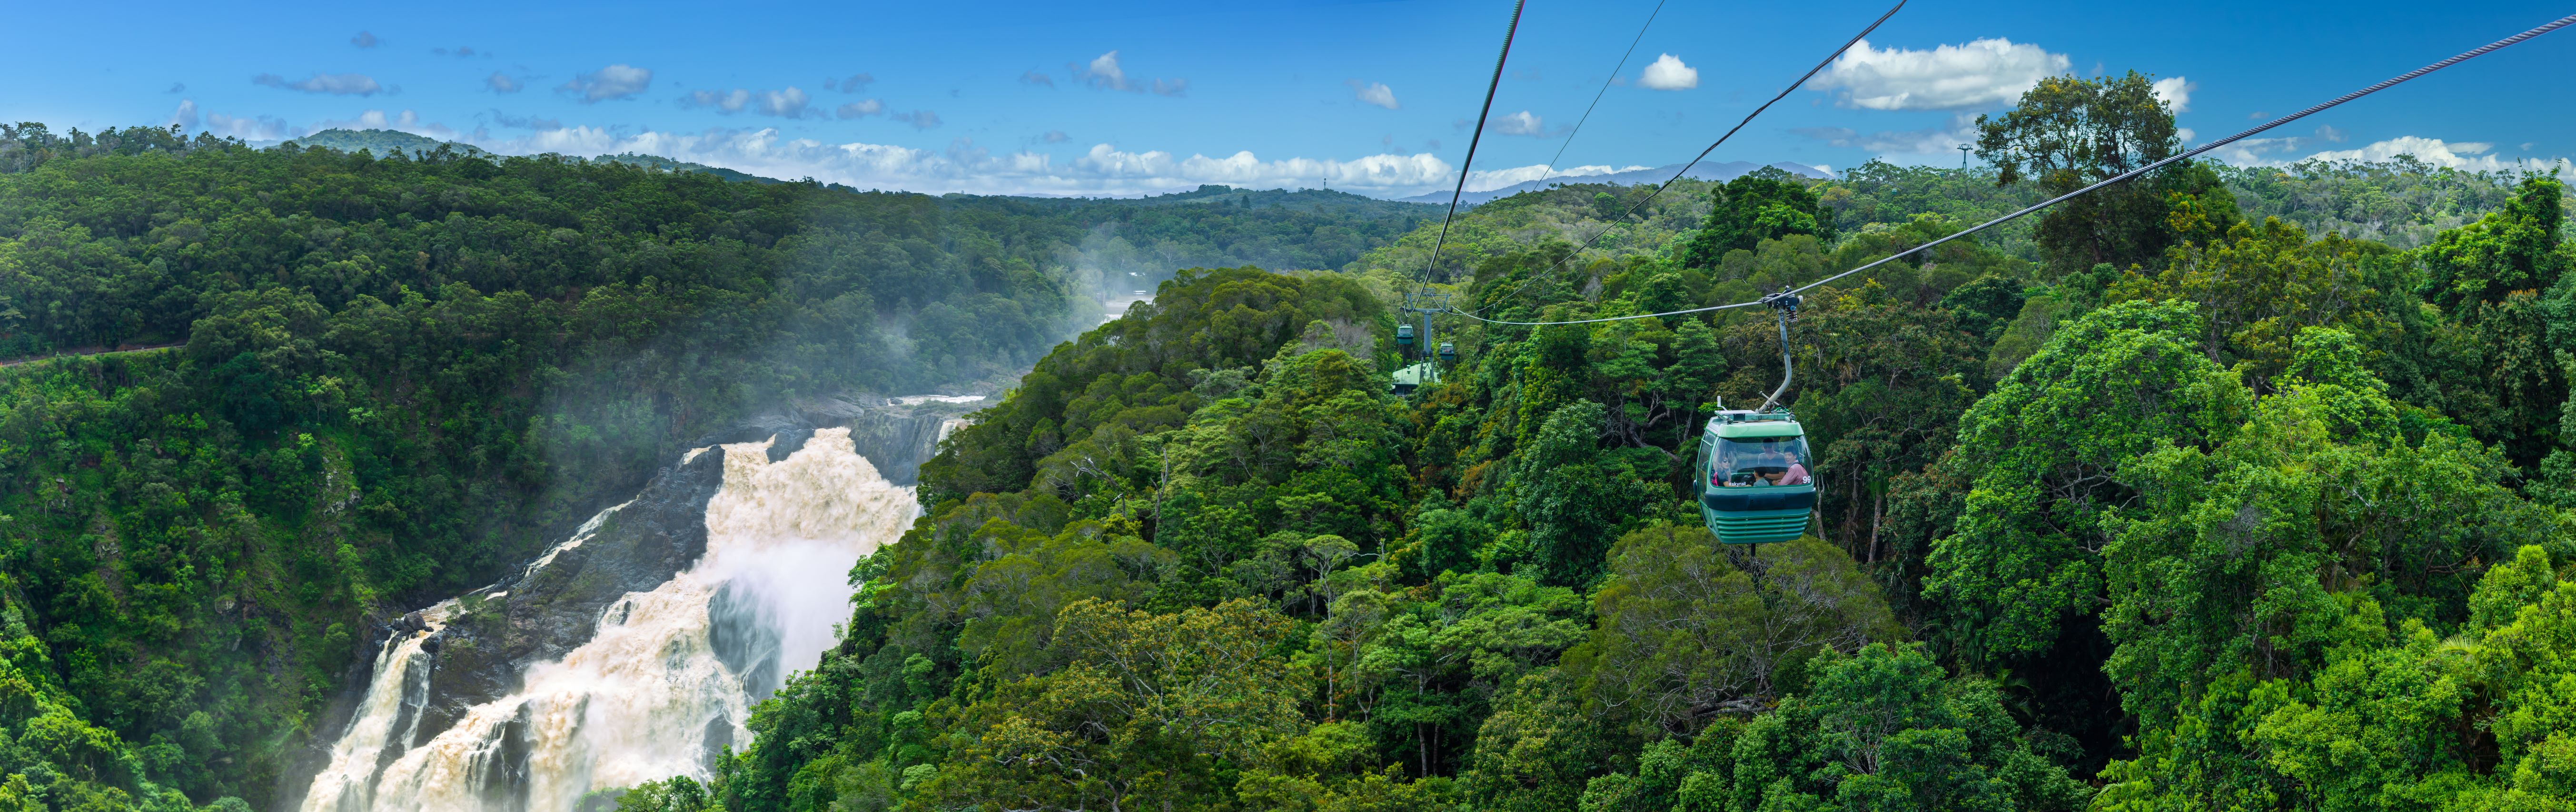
[1698,409,1814,544]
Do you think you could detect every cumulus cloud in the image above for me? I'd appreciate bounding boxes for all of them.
[2203,133,2570,179]
[167,100,199,130]
[351,31,379,48]
[1463,163,1651,192]
[2151,77,2194,113]
[1020,70,1056,87]
[1348,80,1399,109]
[486,72,522,93]
[683,89,753,112]
[1073,50,1184,96]
[756,88,814,117]
[679,88,814,117]
[1637,54,1699,90]
[254,72,386,96]
[205,113,294,142]
[2305,136,2509,170]
[894,110,943,130]
[1489,110,1545,137]
[2316,125,2347,143]
[559,64,653,102]
[837,100,885,119]
[1812,38,2068,110]
[1079,51,1131,90]
[824,73,873,92]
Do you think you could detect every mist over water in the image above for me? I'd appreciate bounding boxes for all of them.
[300,428,916,812]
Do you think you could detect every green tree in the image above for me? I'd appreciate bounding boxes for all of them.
[1975,71,2235,273]
[1922,301,2251,663]
[1680,169,1836,270]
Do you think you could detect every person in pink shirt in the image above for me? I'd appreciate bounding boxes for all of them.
[1779,457,1811,486]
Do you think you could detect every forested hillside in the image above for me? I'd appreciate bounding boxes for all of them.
[0,122,1428,812]
[676,72,2576,812]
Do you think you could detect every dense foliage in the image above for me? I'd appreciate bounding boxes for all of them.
[0,122,1428,812]
[665,72,2576,812]
[9,63,2576,812]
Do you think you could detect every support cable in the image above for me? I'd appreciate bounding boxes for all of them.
[1536,0,1670,185]
[1454,10,2576,328]
[1416,0,1529,293]
[1458,0,1905,313]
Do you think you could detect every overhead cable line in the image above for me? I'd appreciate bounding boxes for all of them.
[1458,0,1904,311]
[1536,0,1670,186]
[1415,0,1529,293]
[1454,10,2576,328]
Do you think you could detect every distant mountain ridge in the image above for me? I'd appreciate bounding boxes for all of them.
[277,130,779,184]
[268,130,1818,205]
[1397,160,1833,206]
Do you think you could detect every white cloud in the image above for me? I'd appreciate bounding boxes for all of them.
[486,72,522,93]
[201,113,292,141]
[683,89,753,112]
[253,72,386,96]
[757,88,813,117]
[837,100,884,119]
[1462,163,1650,192]
[826,73,872,92]
[1637,54,1699,91]
[1812,38,2068,110]
[457,126,1464,196]
[2316,125,2347,143]
[559,64,652,102]
[314,110,459,140]
[2151,77,2194,113]
[1043,130,1069,143]
[1349,80,1399,109]
[1074,50,1184,96]
[166,100,198,130]
[894,110,943,130]
[1491,110,1544,136]
[1080,51,1131,91]
[2305,136,2509,170]
[2207,134,2572,179]
[676,87,814,118]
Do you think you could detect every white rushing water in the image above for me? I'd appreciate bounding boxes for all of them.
[300,429,916,812]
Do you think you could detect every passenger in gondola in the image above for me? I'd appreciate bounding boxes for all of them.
[1752,449,1809,486]
[1712,456,1750,487]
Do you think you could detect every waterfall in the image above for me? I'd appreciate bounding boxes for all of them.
[297,428,915,812]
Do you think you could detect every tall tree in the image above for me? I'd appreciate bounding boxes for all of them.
[1679,168,1836,270]
[1975,71,2237,274]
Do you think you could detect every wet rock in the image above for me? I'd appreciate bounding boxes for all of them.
[406,447,728,745]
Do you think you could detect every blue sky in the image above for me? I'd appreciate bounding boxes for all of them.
[5,0,2571,197]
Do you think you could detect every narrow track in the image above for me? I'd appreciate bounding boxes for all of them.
[0,343,184,368]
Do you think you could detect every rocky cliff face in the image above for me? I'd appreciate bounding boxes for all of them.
[400,443,735,745]
[698,395,979,486]
[284,395,980,810]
